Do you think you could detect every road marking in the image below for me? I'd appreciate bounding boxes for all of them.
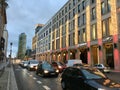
[43,85,51,90]
[37,81,42,84]
[33,77,37,80]
[29,74,33,77]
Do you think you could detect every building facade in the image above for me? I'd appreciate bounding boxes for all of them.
[0,0,8,62]
[32,24,44,59]
[36,0,120,70]
[17,33,26,59]
[3,29,8,60]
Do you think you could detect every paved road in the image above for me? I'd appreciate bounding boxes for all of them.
[105,72,120,83]
[13,64,62,90]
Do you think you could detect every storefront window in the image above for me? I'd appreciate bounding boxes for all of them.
[102,20,106,37]
[91,24,97,40]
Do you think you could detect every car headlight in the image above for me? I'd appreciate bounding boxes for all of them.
[98,88,106,90]
[56,69,59,73]
[30,65,33,68]
[44,70,49,73]
[58,66,62,69]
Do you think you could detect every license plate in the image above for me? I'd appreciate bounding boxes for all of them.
[51,73,55,75]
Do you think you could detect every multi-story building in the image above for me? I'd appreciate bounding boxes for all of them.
[36,0,120,70]
[32,24,44,59]
[17,33,26,59]
[0,0,8,62]
[3,29,8,60]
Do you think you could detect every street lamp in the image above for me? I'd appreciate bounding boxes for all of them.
[9,42,13,59]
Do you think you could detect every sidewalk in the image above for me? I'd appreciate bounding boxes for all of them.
[0,62,18,90]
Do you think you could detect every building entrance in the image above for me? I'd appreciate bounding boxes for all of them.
[80,49,87,64]
[91,46,99,65]
[105,44,114,69]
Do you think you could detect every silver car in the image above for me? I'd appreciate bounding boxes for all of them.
[27,60,39,71]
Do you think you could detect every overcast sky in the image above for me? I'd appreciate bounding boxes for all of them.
[6,0,68,57]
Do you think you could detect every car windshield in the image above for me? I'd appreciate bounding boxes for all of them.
[30,60,39,64]
[24,61,28,64]
[43,63,54,69]
[81,69,106,79]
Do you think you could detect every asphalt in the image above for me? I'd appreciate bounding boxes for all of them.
[0,61,18,90]
[0,61,120,90]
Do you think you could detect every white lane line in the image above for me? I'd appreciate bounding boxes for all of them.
[33,77,37,80]
[43,85,51,90]
[37,81,42,84]
[29,74,33,77]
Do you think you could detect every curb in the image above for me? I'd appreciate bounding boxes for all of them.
[7,65,18,90]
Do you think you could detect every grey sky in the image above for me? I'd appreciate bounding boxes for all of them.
[6,0,68,57]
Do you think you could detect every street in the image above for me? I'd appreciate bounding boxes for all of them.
[13,64,120,90]
[13,64,62,90]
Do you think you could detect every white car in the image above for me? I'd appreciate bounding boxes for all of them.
[27,60,39,71]
[94,64,111,73]
[66,59,82,67]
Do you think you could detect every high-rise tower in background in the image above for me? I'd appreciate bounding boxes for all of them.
[17,33,26,59]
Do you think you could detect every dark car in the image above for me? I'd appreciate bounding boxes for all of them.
[51,61,66,73]
[61,67,120,90]
[36,62,59,77]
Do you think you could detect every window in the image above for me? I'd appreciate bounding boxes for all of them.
[52,41,54,50]
[78,31,81,43]
[102,20,107,37]
[72,20,75,30]
[78,16,81,27]
[91,0,96,4]
[69,33,75,46]
[49,28,51,33]
[82,28,86,42]
[69,12,71,19]
[101,2,105,15]
[107,0,111,12]
[73,8,75,17]
[62,10,64,16]
[82,1,85,10]
[62,26,66,35]
[46,30,48,36]
[65,7,67,13]
[91,24,97,40]
[73,0,76,6]
[62,36,66,48]
[91,7,96,20]
[56,29,60,38]
[78,4,80,13]
[69,3,71,10]
[65,15,67,22]
[102,18,111,37]
[82,13,86,25]
[108,18,111,35]
[62,18,64,24]
[56,39,60,49]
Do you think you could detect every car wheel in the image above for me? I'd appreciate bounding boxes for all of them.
[61,80,67,90]
[36,71,39,75]
[28,67,31,71]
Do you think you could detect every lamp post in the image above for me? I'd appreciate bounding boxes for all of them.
[9,42,13,65]
[10,42,13,58]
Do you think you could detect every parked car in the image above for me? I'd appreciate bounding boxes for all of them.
[36,62,59,77]
[94,64,111,73]
[27,60,39,71]
[51,61,66,73]
[61,67,120,90]
[66,59,82,67]
[73,63,89,68]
